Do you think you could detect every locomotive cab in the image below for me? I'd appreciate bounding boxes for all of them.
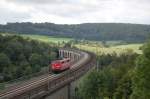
[50,58,71,73]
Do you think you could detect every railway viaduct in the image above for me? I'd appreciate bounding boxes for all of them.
[0,48,96,99]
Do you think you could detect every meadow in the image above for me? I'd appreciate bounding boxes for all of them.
[22,34,73,43]
[1,33,142,54]
[74,43,143,54]
[22,34,143,54]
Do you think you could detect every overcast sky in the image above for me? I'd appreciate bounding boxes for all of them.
[0,0,150,24]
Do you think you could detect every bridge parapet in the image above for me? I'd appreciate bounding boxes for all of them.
[58,48,82,63]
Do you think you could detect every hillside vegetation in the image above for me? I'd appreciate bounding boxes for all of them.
[77,40,150,99]
[78,53,138,99]
[0,34,58,83]
[0,22,150,42]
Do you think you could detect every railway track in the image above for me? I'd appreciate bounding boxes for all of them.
[0,74,56,98]
[0,49,96,99]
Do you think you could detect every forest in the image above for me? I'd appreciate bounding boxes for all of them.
[0,22,150,42]
[77,40,150,99]
[0,34,58,83]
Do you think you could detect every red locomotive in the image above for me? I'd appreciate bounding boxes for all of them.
[51,58,71,73]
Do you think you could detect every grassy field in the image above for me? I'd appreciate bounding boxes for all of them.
[74,43,143,54]
[1,33,143,54]
[0,33,73,43]
[22,34,73,43]
[111,44,143,54]
[22,34,143,54]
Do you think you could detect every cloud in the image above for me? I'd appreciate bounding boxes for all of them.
[0,0,31,24]
[5,0,76,5]
[1,0,150,24]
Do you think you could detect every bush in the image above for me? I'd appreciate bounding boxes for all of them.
[0,34,58,82]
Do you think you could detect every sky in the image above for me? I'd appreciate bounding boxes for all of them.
[0,0,150,24]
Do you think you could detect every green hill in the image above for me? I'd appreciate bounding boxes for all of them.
[0,22,150,42]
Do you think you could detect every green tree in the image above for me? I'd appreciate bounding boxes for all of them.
[24,65,32,75]
[114,71,132,99]
[2,66,13,81]
[0,34,57,82]
[102,68,116,99]
[78,53,137,99]
[29,53,42,72]
[4,41,23,61]
[0,53,11,72]
[79,70,100,99]
[131,42,150,99]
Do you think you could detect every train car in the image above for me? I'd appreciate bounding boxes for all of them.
[51,58,71,73]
